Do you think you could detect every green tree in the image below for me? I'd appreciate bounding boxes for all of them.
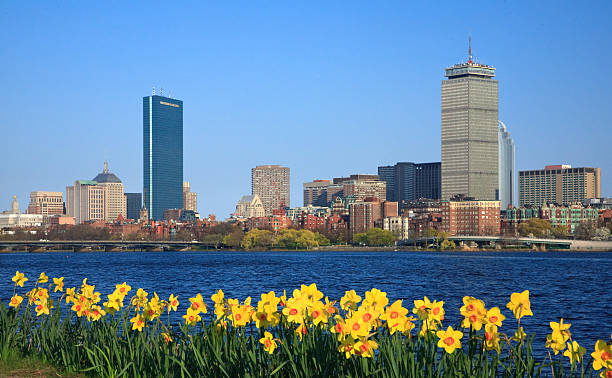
[222,229,244,249]
[314,232,330,246]
[440,239,456,250]
[551,226,569,239]
[240,229,273,250]
[574,221,596,240]
[352,232,368,246]
[364,228,395,246]
[518,218,552,238]
[275,229,300,249]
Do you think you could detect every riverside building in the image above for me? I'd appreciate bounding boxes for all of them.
[252,165,290,215]
[66,180,106,224]
[143,91,183,220]
[498,121,516,209]
[27,191,64,216]
[93,161,126,222]
[378,162,441,203]
[183,181,197,212]
[518,165,601,206]
[125,193,142,221]
[441,196,501,236]
[441,40,499,201]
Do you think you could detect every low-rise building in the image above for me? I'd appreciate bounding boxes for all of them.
[245,215,292,231]
[286,205,330,221]
[235,195,265,218]
[441,196,501,236]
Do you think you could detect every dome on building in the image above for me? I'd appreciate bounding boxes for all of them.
[93,161,122,183]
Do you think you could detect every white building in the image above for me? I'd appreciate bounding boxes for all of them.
[66,180,106,224]
[235,195,265,218]
[0,196,44,227]
[286,205,331,221]
[383,216,411,240]
[92,161,126,222]
[498,121,516,209]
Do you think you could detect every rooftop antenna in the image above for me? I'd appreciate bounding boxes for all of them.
[468,34,473,64]
[160,88,163,96]
[152,87,156,95]
[104,160,109,173]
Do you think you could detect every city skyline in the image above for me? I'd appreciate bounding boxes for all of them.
[2,2,611,217]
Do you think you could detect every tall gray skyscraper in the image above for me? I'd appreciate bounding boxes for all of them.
[441,40,498,200]
[143,91,183,220]
[498,121,515,209]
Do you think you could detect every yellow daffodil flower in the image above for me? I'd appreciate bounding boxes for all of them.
[486,307,505,327]
[340,290,361,312]
[130,314,146,331]
[12,271,28,287]
[563,341,586,364]
[592,339,612,371]
[436,326,463,354]
[168,294,179,312]
[211,289,224,305]
[259,331,277,354]
[354,338,378,358]
[37,272,49,284]
[9,294,23,308]
[363,288,389,314]
[53,277,64,292]
[506,290,533,319]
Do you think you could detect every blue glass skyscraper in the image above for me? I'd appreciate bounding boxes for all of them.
[143,94,183,220]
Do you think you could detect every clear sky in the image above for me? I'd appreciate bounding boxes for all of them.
[1,1,611,217]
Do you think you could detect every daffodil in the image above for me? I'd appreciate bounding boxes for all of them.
[162,332,172,344]
[130,314,146,331]
[183,308,201,326]
[460,296,487,330]
[34,299,50,316]
[331,315,349,340]
[345,314,369,339]
[381,300,409,333]
[308,301,329,326]
[282,297,305,324]
[514,326,527,342]
[545,332,566,355]
[211,289,224,305]
[413,296,433,320]
[9,294,23,308]
[506,290,533,319]
[37,272,49,284]
[338,336,356,358]
[363,288,388,314]
[340,290,361,312]
[436,326,463,354]
[486,307,505,327]
[484,324,500,353]
[88,305,105,321]
[168,294,179,312]
[189,293,207,314]
[259,331,277,354]
[115,282,131,298]
[592,339,612,371]
[550,318,571,343]
[354,338,378,358]
[258,291,280,313]
[12,271,28,287]
[563,341,586,364]
[65,287,76,304]
[53,277,64,292]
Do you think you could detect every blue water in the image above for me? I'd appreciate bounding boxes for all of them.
[1,250,611,358]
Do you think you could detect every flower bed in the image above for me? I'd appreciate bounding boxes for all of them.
[1,271,611,377]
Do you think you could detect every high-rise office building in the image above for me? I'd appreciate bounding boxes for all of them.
[518,165,601,206]
[66,180,106,224]
[93,161,126,222]
[143,93,183,220]
[498,121,516,209]
[252,165,290,215]
[441,40,498,201]
[302,180,344,207]
[27,191,64,216]
[378,162,441,204]
[183,181,197,211]
[125,193,142,221]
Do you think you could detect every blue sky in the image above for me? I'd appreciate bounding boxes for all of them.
[1,1,610,217]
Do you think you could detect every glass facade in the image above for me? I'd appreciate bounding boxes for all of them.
[378,162,441,204]
[125,192,142,221]
[143,95,183,220]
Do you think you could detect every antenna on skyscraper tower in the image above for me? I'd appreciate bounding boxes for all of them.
[468,34,472,63]
[160,88,163,96]
[153,87,156,95]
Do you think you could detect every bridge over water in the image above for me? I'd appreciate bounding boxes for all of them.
[400,236,612,251]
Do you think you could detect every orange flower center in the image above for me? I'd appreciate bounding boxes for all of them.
[148,310,154,316]
[76,304,82,311]
[36,304,43,311]
[362,313,372,322]
[289,308,298,315]
[259,314,267,320]
[470,314,478,323]
[419,305,425,311]
[433,307,440,315]
[606,370,612,378]
[312,310,320,318]
[444,337,455,346]
[192,303,199,310]
[235,314,242,321]
[264,339,272,348]
[335,324,343,333]
[602,351,610,361]
[352,323,361,331]
[189,315,194,321]
[360,344,369,353]
[467,304,474,311]
[172,300,178,306]
[120,287,125,293]
[485,332,493,341]
[390,311,398,319]
[137,320,143,326]
[489,316,498,323]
